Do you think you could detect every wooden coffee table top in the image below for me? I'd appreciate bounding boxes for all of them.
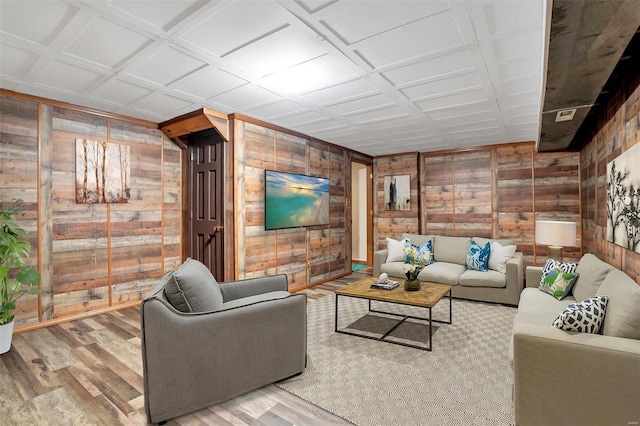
[335,277,452,308]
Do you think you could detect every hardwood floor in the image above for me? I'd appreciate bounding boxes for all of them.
[0,270,371,425]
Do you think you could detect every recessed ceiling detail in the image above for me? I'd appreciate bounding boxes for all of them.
[2,0,634,156]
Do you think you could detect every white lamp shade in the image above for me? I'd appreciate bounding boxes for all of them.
[535,220,577,247]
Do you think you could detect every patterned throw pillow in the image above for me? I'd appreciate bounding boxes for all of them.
[552,295,608,334]
[538,267,579,300]
[466,240,491,272]
[404,240,434,265]
[540,258,577,277]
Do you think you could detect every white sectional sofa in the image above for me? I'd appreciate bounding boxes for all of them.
[511,253,640,426]
[373,233,524,306]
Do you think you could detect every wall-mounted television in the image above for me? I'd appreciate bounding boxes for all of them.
[264,170,330,230]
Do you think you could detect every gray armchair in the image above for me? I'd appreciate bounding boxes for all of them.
[141,272,307,424]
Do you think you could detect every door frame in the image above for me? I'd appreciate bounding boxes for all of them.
[351,158,374,267]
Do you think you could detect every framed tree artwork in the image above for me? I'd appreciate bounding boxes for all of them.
[75,138,130,204]
[606,141,640,253]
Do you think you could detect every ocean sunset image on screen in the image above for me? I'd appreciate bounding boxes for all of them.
[265,170,330,230]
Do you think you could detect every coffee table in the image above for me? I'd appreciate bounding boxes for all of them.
[334,277,452,351]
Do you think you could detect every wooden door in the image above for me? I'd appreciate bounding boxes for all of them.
[189,129,224,280]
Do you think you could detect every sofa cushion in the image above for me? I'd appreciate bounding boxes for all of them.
[574,253,615,301]
[165,258,223,313]
[552,295,608,334]
[466,240,491,271]
[418,262,466,285]
[222,291,291,310]
[385,237,409,263]
[488,241,517,274]
[538,267,579,300]
[380,261,407,278]
[434,235,471,265]
[516,288,575,323]
[459,269,506,288]
[596,269,640,339]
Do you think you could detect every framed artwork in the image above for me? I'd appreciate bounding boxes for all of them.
[75,138,130,204]
[384,175,410,211]
[606,141,640,253]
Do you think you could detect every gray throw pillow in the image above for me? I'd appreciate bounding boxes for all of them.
[164,258,223,313]
[596,269,640,339]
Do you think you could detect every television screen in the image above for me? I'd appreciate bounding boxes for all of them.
[264,170,330,230]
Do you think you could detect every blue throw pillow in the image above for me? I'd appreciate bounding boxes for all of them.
[404,240,434,266]
[466,240,491,272]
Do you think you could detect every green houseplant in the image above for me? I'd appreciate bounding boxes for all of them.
[0,200,40,354]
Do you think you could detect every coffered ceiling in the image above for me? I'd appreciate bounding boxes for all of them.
[0,0,611,156]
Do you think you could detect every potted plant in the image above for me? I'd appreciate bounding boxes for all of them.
[0,200,41,354]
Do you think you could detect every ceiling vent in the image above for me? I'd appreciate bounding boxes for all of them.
[555,108,577,122]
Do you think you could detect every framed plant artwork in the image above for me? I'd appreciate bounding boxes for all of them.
[606,141,640,253]
[383,175,410,211]
[75,138,130,204]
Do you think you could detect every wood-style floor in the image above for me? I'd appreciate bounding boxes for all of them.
[0,269,371,426]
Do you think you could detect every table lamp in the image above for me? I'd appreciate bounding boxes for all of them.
[535,220,577,261]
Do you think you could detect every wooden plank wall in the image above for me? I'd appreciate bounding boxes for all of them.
[374,153,420,249]
[233,118,348,291]
[376,143,582,267]
[495,145,535,264]
[0,92,179,329]
[581,82,640,283]
[0,95,40,326]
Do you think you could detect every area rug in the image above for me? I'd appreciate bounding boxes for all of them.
[277,293,517,425]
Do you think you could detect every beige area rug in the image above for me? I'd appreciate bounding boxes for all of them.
[277,293,517,426]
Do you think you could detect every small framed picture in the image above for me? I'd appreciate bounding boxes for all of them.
[383,175,410,211]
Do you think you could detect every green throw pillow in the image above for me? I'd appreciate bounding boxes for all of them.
[538,266,579,300]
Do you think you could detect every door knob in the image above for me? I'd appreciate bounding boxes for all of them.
[212,225,223,233]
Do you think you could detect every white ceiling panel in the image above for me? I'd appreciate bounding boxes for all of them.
[180,0,289,57]
[381,50,475,87]
[401,72,483,101]
[327,93,395,115]
[211,84,280,111]
[243,99,305,119]
[320,0,450,45]
[261,54,358,94]
[0,43,38,79]
[108,0,208,32]
[417,89,488,112]
[129,92,194,116]
[469,0,543,40]
[354,12,466,69]
[171,66,247,100]
[0,0,549,156]
[226,30,327,77]
[127,46,206,86]
[0,0,76,45]
[65,16,152,68]
[89,79,152,105]
[34,60,104,94]
[304,78,378,105]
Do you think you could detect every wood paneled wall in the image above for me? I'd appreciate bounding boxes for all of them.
[374,153,420,249]
[232,117,349,291]
[0,92,180,329]
[375,143,582,266]
[581,82,640,283]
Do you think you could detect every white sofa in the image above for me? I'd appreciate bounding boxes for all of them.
[373,233,524,306]
[511,253,640,426]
